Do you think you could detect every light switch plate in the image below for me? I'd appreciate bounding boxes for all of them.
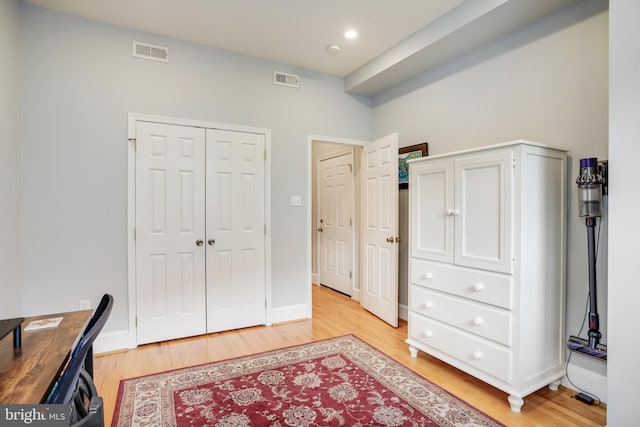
[291,195,302,206]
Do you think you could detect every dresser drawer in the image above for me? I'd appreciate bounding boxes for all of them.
[410,286,512,346]
[410,259,513,309]
[409,313,512,383]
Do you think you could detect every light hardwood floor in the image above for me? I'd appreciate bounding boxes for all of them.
[95,285,606,426]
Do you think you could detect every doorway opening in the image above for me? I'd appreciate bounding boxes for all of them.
[313,142,362,299]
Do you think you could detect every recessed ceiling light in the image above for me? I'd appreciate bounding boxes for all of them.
[344,29,358,39]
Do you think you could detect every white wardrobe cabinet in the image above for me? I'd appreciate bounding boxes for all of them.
[406,141,567,412]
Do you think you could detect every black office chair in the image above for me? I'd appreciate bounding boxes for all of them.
[82,294,113,379]
[47,294,113,426]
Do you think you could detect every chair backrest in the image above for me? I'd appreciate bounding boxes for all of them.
[82,294,113,378]
[47,294,113,405]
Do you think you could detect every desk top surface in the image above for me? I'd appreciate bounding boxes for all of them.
[0,310,92,404]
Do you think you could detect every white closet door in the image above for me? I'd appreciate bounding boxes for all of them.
[318,151,354,296]
[135,122,207,345]
[361,133,399,327]
[206,129,266,333]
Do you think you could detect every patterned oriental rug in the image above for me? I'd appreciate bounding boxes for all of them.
[112,335,503,426]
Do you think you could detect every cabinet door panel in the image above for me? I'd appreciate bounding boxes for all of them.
[410,160,454,263]
[455,152,512,273]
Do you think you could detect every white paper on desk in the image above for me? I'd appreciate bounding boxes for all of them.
[24,316,63,331]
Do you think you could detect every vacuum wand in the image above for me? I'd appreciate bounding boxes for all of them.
[585,216,601,349]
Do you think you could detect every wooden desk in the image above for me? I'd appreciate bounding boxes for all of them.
[0,310,92,404]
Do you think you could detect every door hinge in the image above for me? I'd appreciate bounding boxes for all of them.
[513,158,516,168]
[129,138,136,151]
[135,316,137,327]
[133,227,136,240]
[349,271,352,279]
[350,218,353,226]
[264,150,267,161]
[264,224,267,235]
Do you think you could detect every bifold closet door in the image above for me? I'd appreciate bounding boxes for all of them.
[205,129,266,333]
[135,122,207,345]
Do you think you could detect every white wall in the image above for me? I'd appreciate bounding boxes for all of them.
[18,3,372,332]
[373,0,609,396]
[0,0,22,318]
[608,1,640,424]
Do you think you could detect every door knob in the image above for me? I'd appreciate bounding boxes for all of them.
[317,227,324,232]
[208,239,215,246]
[386,237,394,243]
[196,239,204,246]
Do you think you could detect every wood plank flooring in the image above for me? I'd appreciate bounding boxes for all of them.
[95,285,606,426]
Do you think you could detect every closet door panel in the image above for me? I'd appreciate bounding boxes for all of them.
[206,129,266,333]
[135,122,207,345]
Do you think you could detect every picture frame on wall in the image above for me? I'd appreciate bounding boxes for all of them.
[399,143,428,189]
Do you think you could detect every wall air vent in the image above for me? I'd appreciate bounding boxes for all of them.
[132,41,169,63]
[274,71,299,88]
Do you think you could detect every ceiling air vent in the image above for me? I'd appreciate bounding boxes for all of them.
[132,41,169,63]
[274,71,299,88]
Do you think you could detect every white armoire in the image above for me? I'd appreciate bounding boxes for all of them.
[406,140,567,412]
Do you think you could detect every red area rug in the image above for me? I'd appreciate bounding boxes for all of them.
[112,335,502,426]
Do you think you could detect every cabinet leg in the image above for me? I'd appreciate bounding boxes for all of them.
[409,346,419,358]
[548,379,562,391]
[507,395,524,413]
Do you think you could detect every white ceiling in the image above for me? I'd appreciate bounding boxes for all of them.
[21,0,584,96]
[21,0,464,77]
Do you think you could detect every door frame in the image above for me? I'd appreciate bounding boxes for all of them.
[307,135,367,313]
[127,113,272,349]
[317,148,355,296]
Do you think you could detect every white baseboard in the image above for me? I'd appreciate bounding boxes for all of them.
[562,361,607,403]
[399,303,408,321]
[270,303,311,324]
[94,329,136,354]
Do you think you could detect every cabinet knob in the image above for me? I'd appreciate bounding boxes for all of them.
[423,330,433,339]
[472,351,483,361]
[472,317,483,326]
[423,301,433,310]
[424,272,433,280]
[473,282,484,292]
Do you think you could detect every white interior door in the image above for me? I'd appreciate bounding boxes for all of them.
[361,133,399,327]
[318,151,354,295]
[206,129,266,333]
[135,121,207,345]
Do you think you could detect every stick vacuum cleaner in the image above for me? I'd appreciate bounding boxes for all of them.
[567,158,607,361]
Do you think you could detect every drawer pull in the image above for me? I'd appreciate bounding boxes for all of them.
[423,301,433,310]
[424,272,433,280]
[473,282,484,292]
[472,317,484,326]
[423,330,433,339]
[472,351,483,361]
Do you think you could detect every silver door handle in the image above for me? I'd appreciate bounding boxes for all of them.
[196,239,204,246]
